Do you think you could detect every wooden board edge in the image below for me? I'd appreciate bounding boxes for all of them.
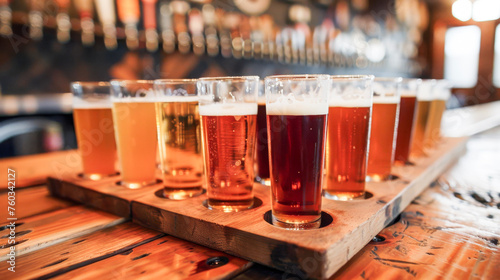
[47,177,131,218]
[321,137,468,278]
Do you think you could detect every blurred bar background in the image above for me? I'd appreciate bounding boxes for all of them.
[1,0,499,158]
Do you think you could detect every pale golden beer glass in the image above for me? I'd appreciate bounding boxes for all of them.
[111,80,157,189]
[424,80,451,149]
[410,80,436,158]
[367,77,402,182]
[197,76,259,212]
[71,82,117,180]
[324,75,373,201]
[154,79,204,199]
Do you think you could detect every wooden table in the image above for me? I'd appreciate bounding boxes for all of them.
[1,126,499,279]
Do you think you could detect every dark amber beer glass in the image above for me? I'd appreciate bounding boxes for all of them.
[71,82,117,180]
[424,80,451,149]
[266,74,330,230]
[197,76,259,212]
[324,75,373,200]
[367,77,402,182]
[255,81,270,185]
[111,80,158,189]
[394,79,421,165]
[410,80,436,158]
[154,79,204,199]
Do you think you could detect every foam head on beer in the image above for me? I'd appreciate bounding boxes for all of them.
[372,77,402,104]
[197,76,259,115]
[265,74,330,116]
[72,81,113,109]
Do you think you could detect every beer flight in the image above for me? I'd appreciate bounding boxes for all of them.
[71,75,451,230]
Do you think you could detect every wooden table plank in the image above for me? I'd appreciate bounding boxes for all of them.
[0,206,125,261]
[0,185,73,221]
[53,233,252,280]
[0,150,82,190]
[0,222,163,279]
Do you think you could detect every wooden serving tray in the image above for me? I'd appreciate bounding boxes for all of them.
[48,137,467,279]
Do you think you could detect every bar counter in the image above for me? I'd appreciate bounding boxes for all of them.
[1,107,499,279]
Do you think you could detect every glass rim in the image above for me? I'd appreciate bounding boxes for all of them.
[71,81,110,87]
[330,75,374,81]
[154,79,198,85]
[374,77,403,83]
[198,76,260,82]
[401,78,422,84]
[110,79,155,86]
[265,74,330,81]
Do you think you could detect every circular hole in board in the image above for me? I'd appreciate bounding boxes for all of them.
[154,188,206,199]
[263,210,334,229]
[201,197,263,211]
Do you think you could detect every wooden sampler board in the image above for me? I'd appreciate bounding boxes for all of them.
[47,137,467,279]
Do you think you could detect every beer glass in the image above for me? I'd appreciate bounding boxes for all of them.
[394,79,421,165]
[266,74,330,230]
[410,79,436,158]
[111,80,157,189]
[71,82,117,180]
[324,75,373,200]
[367,77,402,182]
[154,79,204,199]
[424,80,451,149]
[197,76,259,212]
[255,80,270,185]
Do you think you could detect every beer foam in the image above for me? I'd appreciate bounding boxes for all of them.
[155,96,199,103]
[73,97,112,109]
[199,103,257,116]
[112,97,157,103]
[328,97,371,108]
[266,102,328,115]
[372,94,400,104]
[400,89,417,97]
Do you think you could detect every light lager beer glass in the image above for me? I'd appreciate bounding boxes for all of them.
[154,79,204,199]
[111,80,157,189]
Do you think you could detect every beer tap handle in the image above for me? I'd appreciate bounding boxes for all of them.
[74,0,95,46]
[117,0,140,50]
[95,0,117,50]
[0,0,12,36]
[170,0,191,54]
[202,4,218,57]
[216,8,231,58]
[240,16,253,59]
[142,0,158,52]
[159,1,175,53]
[189,8,204,56]
[28,0,44,40]
[54,0,71,43]
[249,16,262,60]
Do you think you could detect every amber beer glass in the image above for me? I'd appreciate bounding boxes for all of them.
[424,80,451,149]
[111,80,157,189]
[410,80,436,158]
[197,76,258,212]
[394,79,421,165]
[266,75,330,229]
[71,82,117,180]
[367,77,402,182]
[324,75,373,200]
[154,79,203,199]
[255,81,270,185]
